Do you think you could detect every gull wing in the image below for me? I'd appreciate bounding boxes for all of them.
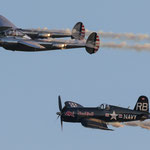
[18,40,45,49]
[81,118,113,131]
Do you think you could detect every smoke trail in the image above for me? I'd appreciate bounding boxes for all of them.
[86,30,150,41]
[43,38,150,52]
[124,120,150,130]
[35,28,150,51]
[101,42,150,51]
[108,122,124,128]
[35,28,150,41]
[108,120,150,130]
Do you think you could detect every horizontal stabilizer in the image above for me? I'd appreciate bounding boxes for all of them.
[81,118,113,131]
[19,40,45,49]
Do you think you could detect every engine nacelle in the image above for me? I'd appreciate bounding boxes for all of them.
[38,33,51,38]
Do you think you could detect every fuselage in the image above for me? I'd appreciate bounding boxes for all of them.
[0,36,85,51]
[61,105,149,123]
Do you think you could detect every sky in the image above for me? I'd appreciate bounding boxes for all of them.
[0,0,150,150]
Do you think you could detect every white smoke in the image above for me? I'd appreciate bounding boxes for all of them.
[34,28,150,51]
[124,120,150,130]
[36,28,150,42]
[101,42,150,51]
[107,120,150,130]
[86,30,150,41]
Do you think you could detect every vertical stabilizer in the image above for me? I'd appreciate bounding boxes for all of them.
[134,96,149,113]
[0,15,16,31]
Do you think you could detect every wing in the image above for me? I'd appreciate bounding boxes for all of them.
[81,118,113,131]
[65,101,84,108]
[19,40,45,49]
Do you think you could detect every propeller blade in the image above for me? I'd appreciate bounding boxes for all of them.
[57,95,63,130]
[58,95,62,111]
[61,116,63,131]
[57,115,59,120]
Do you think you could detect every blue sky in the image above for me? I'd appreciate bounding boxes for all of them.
[0,0,150,150]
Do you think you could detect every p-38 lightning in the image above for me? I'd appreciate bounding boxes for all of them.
[0,15,100,54]
[56,95,150,131]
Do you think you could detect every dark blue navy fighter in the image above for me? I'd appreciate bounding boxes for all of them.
[56,96,150,131]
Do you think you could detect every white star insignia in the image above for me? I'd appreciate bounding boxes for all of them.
[110,111,118,120]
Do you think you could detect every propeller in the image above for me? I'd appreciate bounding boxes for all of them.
[58,95,62,112]
[57,95,63,130]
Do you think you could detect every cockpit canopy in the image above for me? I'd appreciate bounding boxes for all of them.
[98,103,110,110]
[4,29,24,37]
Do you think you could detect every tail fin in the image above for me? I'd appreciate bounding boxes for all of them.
[0,15,16,31]
[71,22,85,40]
[86,32,100,54]
[134,96,149,113]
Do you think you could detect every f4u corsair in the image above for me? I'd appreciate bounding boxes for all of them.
[56,95,150,131]
[0,15,100,54]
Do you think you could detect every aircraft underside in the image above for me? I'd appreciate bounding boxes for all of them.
[1,43,84,52]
